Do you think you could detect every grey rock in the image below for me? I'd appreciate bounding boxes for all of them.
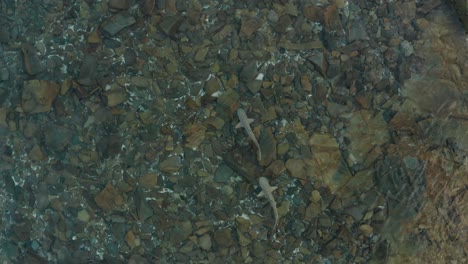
[44,125,73,151]
[348,20,369,41]
[77,54,97,86]
[400,40,414,57]
[0,68,9,81]
[214,164,236,183]
[246,80,262,94]
[240,62,258,82]
[267,10,279,23]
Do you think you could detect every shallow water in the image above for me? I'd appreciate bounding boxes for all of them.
[0,1,466,263]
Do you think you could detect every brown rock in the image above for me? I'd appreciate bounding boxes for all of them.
[60,79,72,95]
[246,80,262,94]
[140,0,155,16]
[285,159,307,179]
[160,156,182,173]
[237,229,251,247]
[27,144,47,162]
[204,116,225,130]
[129,255,149,264]
[102,85,128,107]
[402,78,461,118]
[239,16,264,39]
[213,228,233,247]
[274,15,292,33]
[309,133,351,193]
[261,106,277,123]
[22,80,60,113]
[165,0,178,14]
[205,77,222,96]
[183,123,207,149]
[199,234,212,250]
[109,0,130,10]
[323,4,342,31]
[277,142,289,156]
[77,210,91,222]
[388,102,419,134]
[395,1,416,24]
[358,224,373,236]
[303,5,323,23]
[78,149,99,164]
[139,172,158,189]
[278,39,323,50]
[305,201,321,221]
[101,12,136,36]
[345,111,389,166]
[94,184,125,211]
[125,230,140,249]
[0,107,8,127]
[284,1,299,16]
[87,30,102,44]
[300,74,312,92]
[21,45,43,75]
[194,47,209,62]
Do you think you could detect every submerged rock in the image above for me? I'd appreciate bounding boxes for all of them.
[101,12,136,36]
[21,80,59,113]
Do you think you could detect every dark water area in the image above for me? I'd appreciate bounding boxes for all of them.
[0,1,466,263]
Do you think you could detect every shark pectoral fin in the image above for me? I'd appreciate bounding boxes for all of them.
[257,191,265,197]
[269,186,278,192]
[235,122,242,129]
[247,118,254,124]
